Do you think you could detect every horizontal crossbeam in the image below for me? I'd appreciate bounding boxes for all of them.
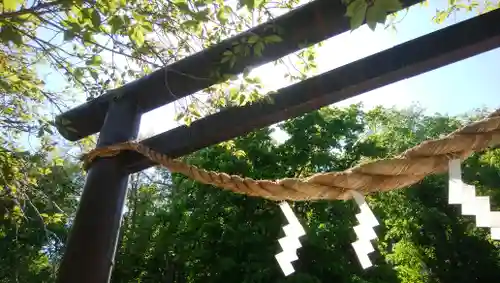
[117,8,500,173]
[55,0,422,141]
[81,107,500,201]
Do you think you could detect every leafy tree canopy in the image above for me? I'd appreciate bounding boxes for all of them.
[109,105,500,283]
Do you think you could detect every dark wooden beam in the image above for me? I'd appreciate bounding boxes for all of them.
[55,0,422,141]
[57,98,141,283]
[119,8,500,173]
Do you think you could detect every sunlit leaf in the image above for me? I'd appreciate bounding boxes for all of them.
[2,0,20,11]
[129,25,145,47]
[346,0,368,30]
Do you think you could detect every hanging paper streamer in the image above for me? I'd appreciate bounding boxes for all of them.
[448,159,500,240]
[350,190,379,269]
[275,202,306,276]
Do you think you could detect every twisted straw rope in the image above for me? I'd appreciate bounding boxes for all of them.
[82,109,500,201]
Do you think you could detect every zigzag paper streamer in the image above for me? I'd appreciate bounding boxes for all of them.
[275,202,306,276]
[448,159,500,240]
[350,191,379,269]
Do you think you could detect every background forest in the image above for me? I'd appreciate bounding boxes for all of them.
[1,0,500,282]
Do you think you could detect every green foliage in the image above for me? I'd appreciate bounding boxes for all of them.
[0,0,313,127]
[2,0,493,134]
[433,0,500,24]
[0,136,83,282]
[2,101,500,282]
[109,105,500,283]
[344,0,403,31]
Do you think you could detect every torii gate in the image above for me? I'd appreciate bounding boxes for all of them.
[53,0,500,282]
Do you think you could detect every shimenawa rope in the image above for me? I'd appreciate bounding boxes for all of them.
[81,109,500,201]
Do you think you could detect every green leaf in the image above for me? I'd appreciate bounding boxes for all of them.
[132,11,146,21]
[142,21,153,32]
[193,9,210,22]
[4,107,13,115]
[184,115,192,126]
[229,88,238,101]
[182,20,201,32]
[191,110,201,118]
[216,7,228,24]
[82,31,93,44]
[366,1,388,30]
[346,0,368,30]
[63,30,76,41]
[2,0,20,11]
[247,35,259,44]
[81,8,94,24]
[89,69,99,80]
[238,94,245,105]
[129,25,145,47]
[233,149,246,158]
[254,0,265,8]
[264,34,282,43]
[74,68,85,80]
[91,9,101,28]
[188,103,201,118]
[174,112,185,121]
[53,158,64,166]
[229,56,236,68]
[52,213,64,224]
[380,0,403,12]
[239,0,255,10]
[254,41,264,57]
[109,15,124,33]
[243,67,251,78]
[433,11,448,24]
[176,1,191,12]
[346,0,362,17]
[0,25,23,46]
[86,55,102,66]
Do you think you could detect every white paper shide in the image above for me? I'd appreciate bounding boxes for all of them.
[448,159,500,240]
[350,190,379,269]
[275,202,306,276]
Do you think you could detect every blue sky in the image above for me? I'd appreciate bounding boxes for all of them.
[35,1,500,142]
[322,1,499,115]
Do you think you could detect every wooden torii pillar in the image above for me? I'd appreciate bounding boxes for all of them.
[54,0,500,281]
[55,98,141,283]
